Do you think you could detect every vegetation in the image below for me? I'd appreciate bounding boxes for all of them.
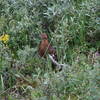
[0,0,100,99]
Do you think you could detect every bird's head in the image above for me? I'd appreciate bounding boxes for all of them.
[40,33,48,39]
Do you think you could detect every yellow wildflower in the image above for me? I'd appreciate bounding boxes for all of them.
[0,34,10,43]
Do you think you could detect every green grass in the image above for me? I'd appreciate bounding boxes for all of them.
[0,0,100,100]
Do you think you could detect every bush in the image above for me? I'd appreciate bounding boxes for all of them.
[0,0,100,99]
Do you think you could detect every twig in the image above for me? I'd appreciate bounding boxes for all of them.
[48,54,68,70]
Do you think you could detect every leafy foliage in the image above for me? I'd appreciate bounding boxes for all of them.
[0,0,100,100]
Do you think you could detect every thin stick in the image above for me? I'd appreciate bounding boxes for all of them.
[48,54,68,70]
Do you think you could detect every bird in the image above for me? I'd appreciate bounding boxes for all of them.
[38,33,62,71]
[38,33,49,58]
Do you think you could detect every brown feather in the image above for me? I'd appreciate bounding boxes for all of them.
[38,33,62,71]
[38,39,49,57]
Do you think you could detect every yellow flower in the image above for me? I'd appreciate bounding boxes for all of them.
[0,34,10,43]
